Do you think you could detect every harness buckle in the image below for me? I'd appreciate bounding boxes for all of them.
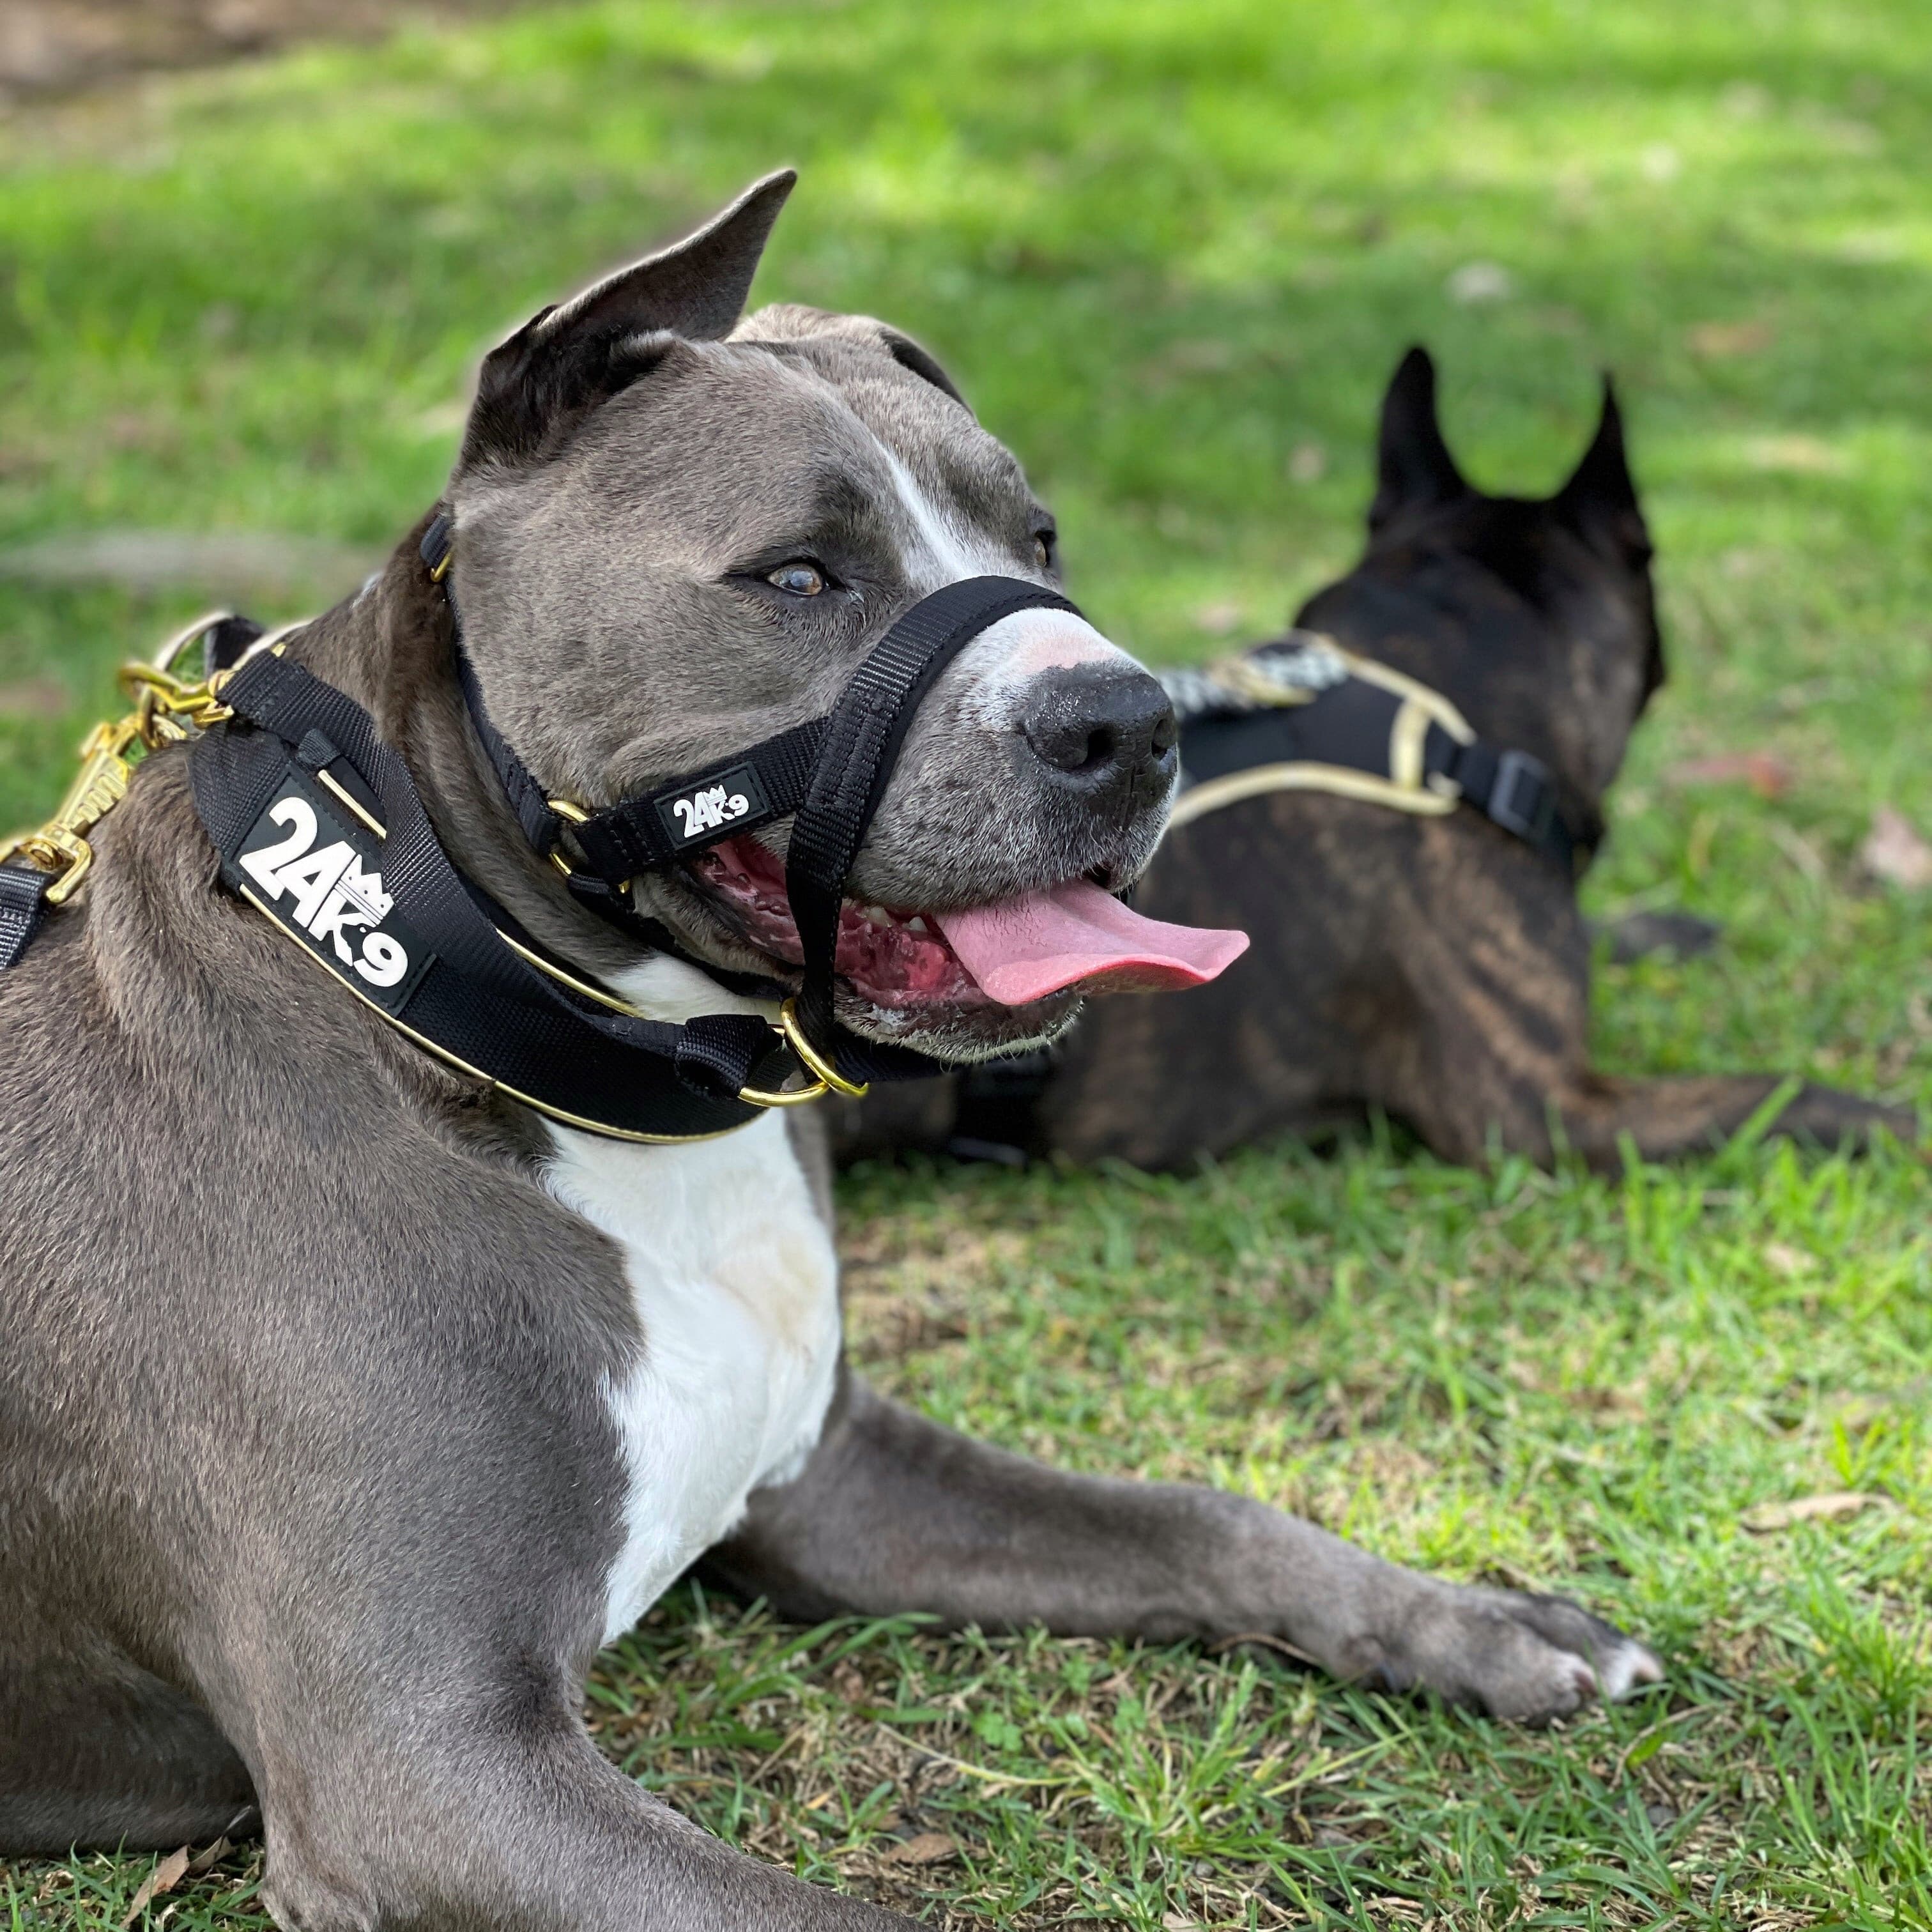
[1486,748,1557,843]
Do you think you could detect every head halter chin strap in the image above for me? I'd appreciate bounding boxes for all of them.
[418,512,1080,1083]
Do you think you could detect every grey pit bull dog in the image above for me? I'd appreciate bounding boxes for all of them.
[0,175,1658,1929]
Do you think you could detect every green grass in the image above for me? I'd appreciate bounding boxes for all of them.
[3,1,1931,1926]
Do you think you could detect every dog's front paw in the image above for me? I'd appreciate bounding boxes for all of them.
[1351,1583,1662,1724]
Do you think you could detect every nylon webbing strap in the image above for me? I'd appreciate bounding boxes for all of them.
[1177,675,1586,875]
[0,864,52,972]
[785,576,1079,1064]
[454,646,562,855]
[191,652,790,1140]
[572,717,828,881]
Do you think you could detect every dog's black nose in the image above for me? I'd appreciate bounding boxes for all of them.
[1018,664,1177,802]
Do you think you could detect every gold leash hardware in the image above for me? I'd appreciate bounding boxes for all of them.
[0,611,250,906]
[737,997,870,1108]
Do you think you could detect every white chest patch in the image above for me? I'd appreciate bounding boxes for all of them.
[542,1096,841,1648]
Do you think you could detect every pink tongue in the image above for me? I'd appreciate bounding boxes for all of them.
[931,880,1248,1006]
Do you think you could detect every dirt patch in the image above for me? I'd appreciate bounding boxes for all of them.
[0,0,514,102]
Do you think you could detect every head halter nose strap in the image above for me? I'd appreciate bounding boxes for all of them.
[433,514,1080,1080]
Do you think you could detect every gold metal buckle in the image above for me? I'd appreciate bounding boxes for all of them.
[737,997,870,1108]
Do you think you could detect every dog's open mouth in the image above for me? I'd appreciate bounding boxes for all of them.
[686,836,1246,1013]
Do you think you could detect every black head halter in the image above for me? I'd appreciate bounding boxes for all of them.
[422,511,1080,1085]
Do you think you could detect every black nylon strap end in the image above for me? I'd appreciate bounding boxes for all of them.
[671,1014,781,1103]
[420,512,454,580]
[0,862,52,972]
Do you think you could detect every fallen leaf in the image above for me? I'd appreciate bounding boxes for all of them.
[1662,751,1793,799]
[829,1659,867,1703]
[0,678,70,719]
[885,1832,959,1866]
[121,1846,190,1926]
[1743,433,1848,475]
[1286,440,1326,484]
[185,1835,232,1878]
[1861,806,1932,889]
[1741,1492,1881,1533]
[1192,599,1244,636]
[1689,319,1773,357]
[1763,1240,1809,1277]
[1447,261,1514,304]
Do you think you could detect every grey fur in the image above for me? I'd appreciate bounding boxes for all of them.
[0,180,1656,1928]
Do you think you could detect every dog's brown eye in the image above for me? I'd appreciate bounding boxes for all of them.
[767,562,825,597]
[1032,532,1054,570]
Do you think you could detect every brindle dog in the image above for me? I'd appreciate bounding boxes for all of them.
[839,349,1913,1171]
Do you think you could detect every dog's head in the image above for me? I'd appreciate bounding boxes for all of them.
[1305,346,1662,837]
[442,172,1201,1060]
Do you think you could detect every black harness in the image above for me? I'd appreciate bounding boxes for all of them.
[942,631,1597,1163]
[1161,631,1589,875]
[0,526,1078,1144]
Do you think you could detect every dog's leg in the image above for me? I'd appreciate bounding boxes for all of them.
[703,1376,1660,1724]
[1352,897,1915,1167]
[227,1656,915,1931]
[1549,1071,1917,1168]
[0,1643,255,1856]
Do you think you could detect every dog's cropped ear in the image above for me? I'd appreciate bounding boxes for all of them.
[460,169,797,468]
[1555,377,1648,552]
[1559,375,1663,700]
[1368,345,1468,533]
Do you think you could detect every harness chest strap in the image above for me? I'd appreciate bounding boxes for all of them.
[1165,633,1588,877]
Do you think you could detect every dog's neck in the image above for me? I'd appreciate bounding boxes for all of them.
[279,523,716,1019]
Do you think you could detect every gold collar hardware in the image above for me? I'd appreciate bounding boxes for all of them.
[739,999,870,1107]
[0,611,266,905]
[543,795,633,894]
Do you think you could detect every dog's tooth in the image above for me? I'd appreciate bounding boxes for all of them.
[860,903,892,928]
[906,916,928,935]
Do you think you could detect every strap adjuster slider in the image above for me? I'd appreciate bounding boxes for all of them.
[1486,748,1556,843]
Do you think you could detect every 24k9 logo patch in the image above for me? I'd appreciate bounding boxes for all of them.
[231,762,433,1012]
